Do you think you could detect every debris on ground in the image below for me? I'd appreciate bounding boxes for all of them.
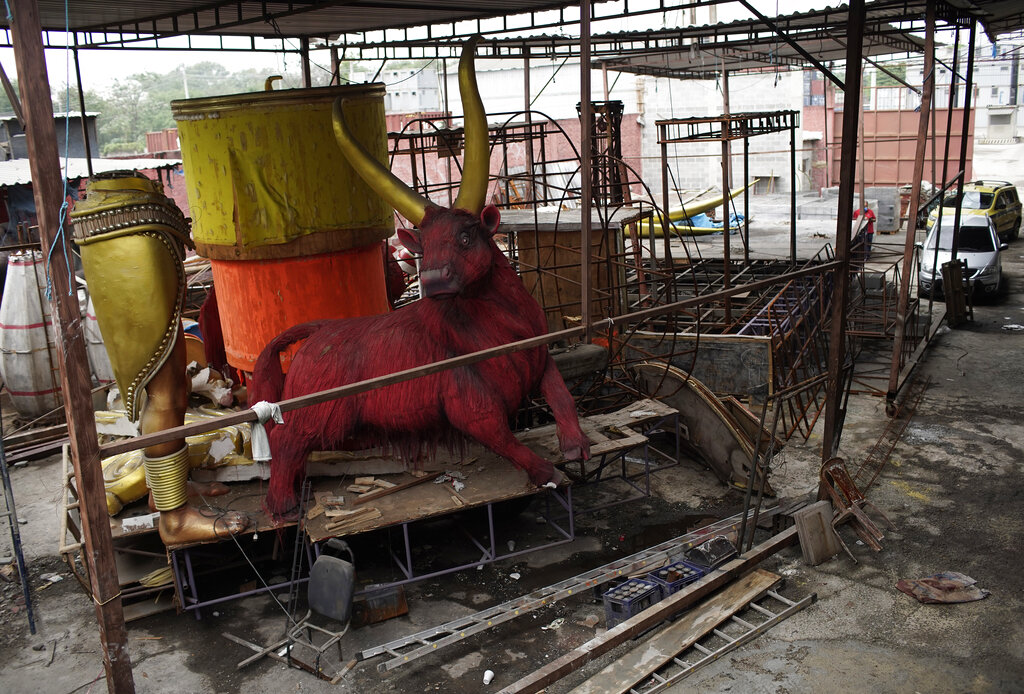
[896,571,990,604]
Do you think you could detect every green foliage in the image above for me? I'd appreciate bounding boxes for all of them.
[83,62,299,155]
[875,63,907,87]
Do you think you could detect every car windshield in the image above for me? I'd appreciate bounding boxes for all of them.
[942,191,994,210]
[925,225,995,252]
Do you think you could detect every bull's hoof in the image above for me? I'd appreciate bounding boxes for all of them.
[534,467,565,489]
[559,430,591,462]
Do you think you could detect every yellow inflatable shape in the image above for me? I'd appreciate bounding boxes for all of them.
[101,410,255,516]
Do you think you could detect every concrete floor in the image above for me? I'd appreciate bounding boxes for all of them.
[2,145,1024,693]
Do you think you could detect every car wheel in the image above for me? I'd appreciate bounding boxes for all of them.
[1012,219,1021,241]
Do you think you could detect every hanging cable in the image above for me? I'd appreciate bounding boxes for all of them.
[46,0,74,300]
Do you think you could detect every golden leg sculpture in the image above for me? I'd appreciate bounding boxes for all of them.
[142,332,247,545]
[72,172,248,546]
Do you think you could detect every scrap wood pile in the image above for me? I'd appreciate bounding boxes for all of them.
[343,507,812,693]
[496,525,810,694]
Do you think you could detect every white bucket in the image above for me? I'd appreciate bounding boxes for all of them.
[0,251,61,418]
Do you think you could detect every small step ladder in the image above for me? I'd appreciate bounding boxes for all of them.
[629,589,815,694]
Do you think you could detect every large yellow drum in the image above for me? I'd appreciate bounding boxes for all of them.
[171,84,394,372]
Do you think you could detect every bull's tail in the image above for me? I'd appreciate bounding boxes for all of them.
[248,321,328,406]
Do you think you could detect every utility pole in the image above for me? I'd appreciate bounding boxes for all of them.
[9,1,135,691]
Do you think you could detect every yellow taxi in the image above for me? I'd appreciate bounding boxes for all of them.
[927,180,1021,242]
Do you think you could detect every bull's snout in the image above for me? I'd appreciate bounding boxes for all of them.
[419,265,459,298]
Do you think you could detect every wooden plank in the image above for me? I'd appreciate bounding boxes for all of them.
[10,1,135,692]
[793,500,841,565]
[497,526,797,694]
[568,569,781,694]
[352,471,442,505]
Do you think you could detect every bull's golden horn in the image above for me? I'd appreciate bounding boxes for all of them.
[452,35,490,214]
[332,97,432,226]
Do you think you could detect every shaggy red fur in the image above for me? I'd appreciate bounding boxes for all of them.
[250,205,591,515]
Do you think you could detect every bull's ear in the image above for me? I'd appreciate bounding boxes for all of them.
[397,228,422,255]
[480,205,501,237]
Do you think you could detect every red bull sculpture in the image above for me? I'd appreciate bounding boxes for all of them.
[250,37,591,516]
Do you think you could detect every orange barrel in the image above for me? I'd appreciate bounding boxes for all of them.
[0,251,61,418]
[171,84,394,372]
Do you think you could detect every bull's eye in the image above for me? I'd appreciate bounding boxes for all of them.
[458,231,471,247]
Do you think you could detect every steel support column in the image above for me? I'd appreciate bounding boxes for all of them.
[950,20,977,260]
[790,120,797,265]
[721,69,732,324]
[580,0,593,342]
[821,0,865,460]
[743,135,751,265]
[886,2,935,409]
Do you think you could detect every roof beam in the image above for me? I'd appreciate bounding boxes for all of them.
[737,0,843,88]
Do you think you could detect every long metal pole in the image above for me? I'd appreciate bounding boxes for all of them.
[9,1,135,692]
[580,0,593,342]
[950,20,977,261]
[743,135,751,265]
[886,1,935,409]
[821,0,865,460]
[72,45,93,177]
[524,47,534,204]
[721,69,732,325]
[300,36,312,88]
[790,119,797,264]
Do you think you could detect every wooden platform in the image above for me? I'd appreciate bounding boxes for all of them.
[68,398,677,550]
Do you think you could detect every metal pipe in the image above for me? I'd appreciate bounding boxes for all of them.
[72,46,93,178]
[887,3,934,409]
[721,70,732,325]
[950,20,977,262]
[790,120,797,264]
[100,257,842,459]
[580,0,594,343]
[821,0,865,460]
[743,135,751,265]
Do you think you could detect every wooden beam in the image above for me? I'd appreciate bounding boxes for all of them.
[569,569,782,694]
[352,471,442,505]
[497,526,797,694]
[8,1,135,692]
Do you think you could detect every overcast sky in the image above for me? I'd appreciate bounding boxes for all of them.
[0,0,991,98]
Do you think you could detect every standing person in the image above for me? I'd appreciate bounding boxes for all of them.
[854,206,876,259]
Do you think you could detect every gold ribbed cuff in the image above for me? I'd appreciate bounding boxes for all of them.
[144,446,190,511]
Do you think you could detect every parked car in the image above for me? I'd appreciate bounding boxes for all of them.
[917,214,1006,297]
[927,180,1022,242]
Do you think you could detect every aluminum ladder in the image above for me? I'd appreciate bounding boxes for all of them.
[357,508,780,672]
[629,588,815,694]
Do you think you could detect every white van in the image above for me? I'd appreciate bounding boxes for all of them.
[917,213,1006,297]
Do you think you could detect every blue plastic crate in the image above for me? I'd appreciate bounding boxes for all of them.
[602,578,660,628]
[646,560,706,598]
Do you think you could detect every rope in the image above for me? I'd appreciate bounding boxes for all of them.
[44,0,74,301]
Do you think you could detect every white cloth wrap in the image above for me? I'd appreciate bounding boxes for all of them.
[250,400,284,462]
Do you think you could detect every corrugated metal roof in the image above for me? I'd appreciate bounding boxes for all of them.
[0,157,181,188]
[0,1,597,42]
[592,4,930,80]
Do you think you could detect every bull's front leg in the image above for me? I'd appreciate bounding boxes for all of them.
[538,355,591,463]
[446,401,562,487]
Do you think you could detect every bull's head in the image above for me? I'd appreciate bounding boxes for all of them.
[332,36,497,299]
